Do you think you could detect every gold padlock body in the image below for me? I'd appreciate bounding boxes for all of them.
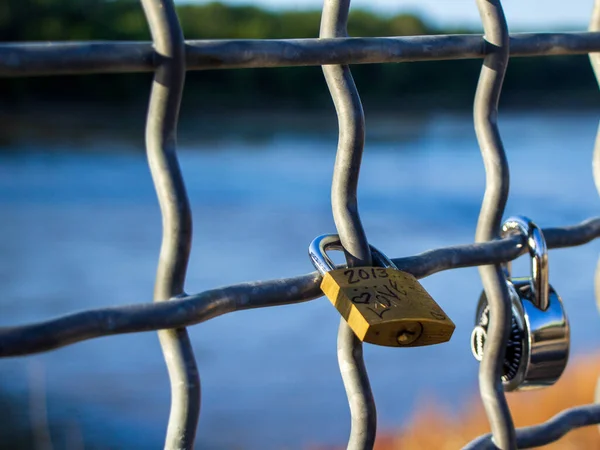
[321,267,455,347]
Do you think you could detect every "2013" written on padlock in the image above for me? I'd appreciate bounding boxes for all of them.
[309,234,455,347]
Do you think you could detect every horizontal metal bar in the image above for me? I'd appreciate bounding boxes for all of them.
[0,217,597,358]
[1,32,599,77]
[463,404,600,449]
[394,217,600,277]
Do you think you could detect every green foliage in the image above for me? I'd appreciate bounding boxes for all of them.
[0,0,597,110]
[0,0,430,41]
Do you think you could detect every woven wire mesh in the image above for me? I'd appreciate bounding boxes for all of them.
[1,0,600,449]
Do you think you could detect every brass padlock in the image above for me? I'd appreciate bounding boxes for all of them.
[470,215,570,391]
[309,234,455,347]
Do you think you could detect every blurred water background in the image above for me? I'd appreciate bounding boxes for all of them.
[0,106,599,449]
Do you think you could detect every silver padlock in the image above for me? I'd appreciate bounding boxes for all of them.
[470,215,570,391]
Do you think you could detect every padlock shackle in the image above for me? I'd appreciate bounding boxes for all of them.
[309,234,341,275]
[501,215,549,311]
[308,234,396,275]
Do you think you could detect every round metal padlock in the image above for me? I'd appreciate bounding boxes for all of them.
[470,215,570,391]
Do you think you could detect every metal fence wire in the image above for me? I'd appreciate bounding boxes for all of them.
[1,0,600,449]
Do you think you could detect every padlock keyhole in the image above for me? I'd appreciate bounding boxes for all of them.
[396,322,423,346]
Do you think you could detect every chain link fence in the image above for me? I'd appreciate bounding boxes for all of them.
[1,0,600,448]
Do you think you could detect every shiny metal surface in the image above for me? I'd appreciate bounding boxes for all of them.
[473,279,570,392]
[309,234,396,275]
[470,287,524,365]
[472,215,570,393]
[501,216,549,311]
[511,279,570,390]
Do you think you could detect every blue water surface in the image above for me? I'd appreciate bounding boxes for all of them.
[0,110,599,449]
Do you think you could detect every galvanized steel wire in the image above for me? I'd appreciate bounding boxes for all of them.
[465,404,600,449]
[2,33,600,76]
[472,1,515,448]
[1,0,600,448]
[0,219,598,359]
[141,0,200,448]
[319,1,376,448]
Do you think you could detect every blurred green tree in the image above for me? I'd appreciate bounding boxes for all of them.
[0,0,597,110]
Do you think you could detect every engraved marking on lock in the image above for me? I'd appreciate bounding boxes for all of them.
[430,310,446,320]
[309,234,455,347]
[321,267,455,347]
[343,267,388,284]
[351,290,371,305]
[372,279,410,317]
[347,270,407,318]
[385,278,408,297]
